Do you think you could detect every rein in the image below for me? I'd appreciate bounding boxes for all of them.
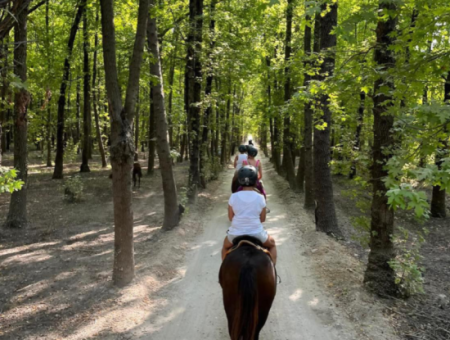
[225,239,273,262]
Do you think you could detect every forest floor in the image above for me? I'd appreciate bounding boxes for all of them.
[331,176,450,340]
[0,149,448,339]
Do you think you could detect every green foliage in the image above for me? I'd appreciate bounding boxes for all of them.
[64,140,80,164]
[386,183,430,219]
[0,168,24,194]
[341,176,372,247]
[389,226,428,297]
[63,175,84,203]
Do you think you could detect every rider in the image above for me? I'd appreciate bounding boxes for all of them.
[232,145,248,193]
[248,139,254,146]
[222,165,277,264]
[241,145,266,200]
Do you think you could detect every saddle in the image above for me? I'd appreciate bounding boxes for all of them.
[225,239,273,262]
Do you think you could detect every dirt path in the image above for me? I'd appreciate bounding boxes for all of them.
[137,164,363,340]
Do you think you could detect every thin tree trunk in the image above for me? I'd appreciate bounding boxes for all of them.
[200,0,216,187]
[430,72,449,218]
[303,6,315,209]
[167,32,178,149]
[53,1,85,179]
[282,0,296,190]
[313,2,341,236]
[92,10,107,168]
[349,90,365,179]
[0,38,8,160]
[135,96,140,161]
[80,5,91,172]
[296,146,305,192]
[147,7,182,229]
[4,2,29,228]
[364,1,398,296]
[100,0,150,287]
[75,79,81,146]
[147,88,155,174]
[221,79,231,166]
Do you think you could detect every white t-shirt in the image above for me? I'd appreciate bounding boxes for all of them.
[228,191,266,236]
[236,154,248,171]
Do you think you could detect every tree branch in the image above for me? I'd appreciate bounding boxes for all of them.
[28,0,46,14]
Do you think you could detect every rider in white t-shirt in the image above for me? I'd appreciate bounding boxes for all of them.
[222,165,277,264]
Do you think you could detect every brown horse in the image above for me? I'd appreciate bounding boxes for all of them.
[219,235,277,340]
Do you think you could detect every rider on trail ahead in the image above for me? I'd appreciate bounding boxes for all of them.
[231,145,248,193]
[222,165,277,264]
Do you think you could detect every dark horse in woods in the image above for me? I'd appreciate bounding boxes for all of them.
[219,235,277,340]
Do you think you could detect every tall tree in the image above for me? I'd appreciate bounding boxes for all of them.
[147,3,183,229]
[147,88,155,175]
[80,2,91,173]
[282,0,297,190]
[53,1,86,179]
[185,0,203,201]
[200,0,217,188]
[430,71,449,218]
[364,0,398,296]
[92,9,107,168]
[0,37,8,161]
[313,1,341,237]
[4,1,29,228]
[100,0,150,287]
[303,3,314,209]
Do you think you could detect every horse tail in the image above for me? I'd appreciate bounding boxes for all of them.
[231,263,258,340]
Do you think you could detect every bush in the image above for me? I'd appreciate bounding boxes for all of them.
[64,175,84,203]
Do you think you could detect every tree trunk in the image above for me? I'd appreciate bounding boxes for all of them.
[200,0,216,187]
[0,38,8,161]
[100,0,150,287]
[80,6,91,172]
[147,8,182,229]
[53,1,85,179]
[134,97,140,161]
[430,72,449,218]
[186,0,203,201]
[147,88,155,174]
[303,7,315,209]
[282,0,296,190]
[313,2,341,236]
[75,79,81,148]
[92,10,107,168]
[4,2,29,228]
[364,1,398,296]
[296,147,305,192]
[221,80,231,166]
[167,32,178,149]
[349,90,365,179]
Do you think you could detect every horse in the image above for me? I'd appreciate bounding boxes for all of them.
[108,162,142,188]
[219,235,277,340]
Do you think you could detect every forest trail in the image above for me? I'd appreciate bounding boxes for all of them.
[139,160,361,340]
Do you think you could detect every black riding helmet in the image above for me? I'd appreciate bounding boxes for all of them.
[238,145,247,153]
[238,165,258,187]
[247,146,258,158]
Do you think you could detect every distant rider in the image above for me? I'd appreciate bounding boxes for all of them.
[232,145,248,193]
[222,165,277,264]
